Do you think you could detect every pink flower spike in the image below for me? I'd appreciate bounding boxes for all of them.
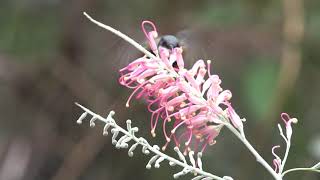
[281,113,298,140]
[118,20,238,153]
[226,103,244,130]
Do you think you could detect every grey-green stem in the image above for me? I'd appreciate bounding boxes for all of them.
[282,168,320,177]
[224,123,282,180]
[75,103,226,180]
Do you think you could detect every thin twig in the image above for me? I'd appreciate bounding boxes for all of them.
[224,123,282,180]
[83,12,156,60]
[282,168,320,177]
[279,140,291,174]
[75,103,227,180]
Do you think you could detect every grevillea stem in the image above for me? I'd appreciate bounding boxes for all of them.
[279,141,291,173]
[282,168,320,177]
[75,103,226,180]
[83,12,156,60]
[224,123,282,180]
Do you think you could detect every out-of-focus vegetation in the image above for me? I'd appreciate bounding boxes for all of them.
[0,0,319,180]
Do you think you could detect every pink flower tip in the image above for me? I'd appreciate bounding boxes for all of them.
[150,31,158,38]
[272,145,280,153]
[141,20,157,35]
[175,47,183,53]
[281,113,298,125]
[280,113,298,139]
[151,129,156,137]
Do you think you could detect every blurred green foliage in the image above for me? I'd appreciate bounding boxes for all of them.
[244,58,279,119]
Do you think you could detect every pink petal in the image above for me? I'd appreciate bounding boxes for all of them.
[227,104,243,129]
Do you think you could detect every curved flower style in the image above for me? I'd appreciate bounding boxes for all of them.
[280,113,298,140]
[272,145,281,173]
[119,21,244,153]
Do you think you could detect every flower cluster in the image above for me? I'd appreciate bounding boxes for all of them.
[119,21,245,154]
[82,13,320,180]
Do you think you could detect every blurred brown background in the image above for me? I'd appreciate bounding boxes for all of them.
[0,0,319,180]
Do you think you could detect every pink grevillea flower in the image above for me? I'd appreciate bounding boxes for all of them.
[119,20,243,154]
[281,113,298,140]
